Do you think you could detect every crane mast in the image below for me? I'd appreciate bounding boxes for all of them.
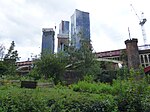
[130,4,147,46]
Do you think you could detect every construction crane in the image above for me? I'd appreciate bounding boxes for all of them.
[130,4,147,46]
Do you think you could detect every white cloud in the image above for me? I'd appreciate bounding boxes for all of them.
[0,0,150,61]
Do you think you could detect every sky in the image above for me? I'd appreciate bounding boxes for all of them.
[0,0,150,61]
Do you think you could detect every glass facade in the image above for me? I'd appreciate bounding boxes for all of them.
[42,28,55,54]
[59,20,69,34]
[57,21,69,52]
[71,9,90,49]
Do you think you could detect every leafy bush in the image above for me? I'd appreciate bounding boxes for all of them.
[0,67,150,112]
[0,85,117,112]
[83,75,95,83]
[0,61,8,76]
[95,70,117,83]
[115,78,149,112]
[70,81,114,94]
[112,79,131,95]
[141,90,150,112]
[35,53,68,85]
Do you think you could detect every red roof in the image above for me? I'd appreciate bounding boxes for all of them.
[144,66,150,73]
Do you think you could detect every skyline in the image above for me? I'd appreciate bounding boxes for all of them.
[0,0,150,61]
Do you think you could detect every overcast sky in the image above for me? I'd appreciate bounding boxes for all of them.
[0,0,150,61]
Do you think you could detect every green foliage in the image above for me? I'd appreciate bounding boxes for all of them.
[0,61,7,76]
[34,52,68,85]
[141,86,150,112]
[115,68,149,112]
[120,49,128,66]
[0,86,117,112]
[4,60,17,76]
[0,41,19,76]
[28,67,41,80]
[0,44,5,60]
[0,55,150,112]
[69,67,150,112]
[83,75,95,83]
[95,70,117,83]
[116,66,129,80]
[145,74,150,84]
[0,70,150,112]
[66,38,101,76]
[116,65,144,81]
[70,81,114,95]
[116,79,148,112]
[112,79,131,95]
[0,88,49,112]
[4,41,19,61]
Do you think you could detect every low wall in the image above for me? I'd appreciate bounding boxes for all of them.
[62,70,83,85]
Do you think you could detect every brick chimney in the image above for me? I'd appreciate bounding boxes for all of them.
[125,38,140,69]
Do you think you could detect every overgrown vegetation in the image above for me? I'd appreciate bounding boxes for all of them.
[1,40,150,111]
[66,38,101,76]
[33,52,68,84]
[29,38,101,84]
[0,69,150,111]
[0,41,19,76]
[0,85,117,112]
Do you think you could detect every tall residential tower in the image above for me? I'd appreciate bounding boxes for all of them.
[71,9,90,49]
[57,20,69,52]
[41,28,55,54]
[59,20,69,34]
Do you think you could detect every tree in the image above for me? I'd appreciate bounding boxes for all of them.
[4,41,19,61]
[66,36,101,76]
[3,41,19,76]
[120,49,128,66]
[34,52,68,84]
[0,61,7,76]
[0,44,5,60]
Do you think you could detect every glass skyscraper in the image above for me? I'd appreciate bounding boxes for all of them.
[57,20,69,52]
[71,9,90,49]
[59,20,69,34]
[41,28,55,54]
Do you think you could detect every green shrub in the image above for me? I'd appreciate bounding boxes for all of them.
[112,79,131,95]
[141,92,150,112]
[0,85,117,112]
[115,78,149,112]
[83,75,95,83]
[1,67,150,112]
[70,81,114,94]
[95,70,117,83]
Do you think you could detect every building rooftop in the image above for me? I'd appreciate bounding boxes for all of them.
[57,34,69,38]
[42,28,54,32]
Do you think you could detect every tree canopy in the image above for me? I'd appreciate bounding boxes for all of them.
[1,41,19,76]
[0,44,5,60]
[34,52,68,84]
[66,38,101,76]
[4,41,19,61]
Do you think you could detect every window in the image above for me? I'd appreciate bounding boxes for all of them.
[140,55,144,63]
[146,64,149,67]
[144,55,148,63]
[142,64,145,67]
[148,54,150,63]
